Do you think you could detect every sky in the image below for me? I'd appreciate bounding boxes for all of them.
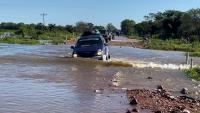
[0,0,200,28]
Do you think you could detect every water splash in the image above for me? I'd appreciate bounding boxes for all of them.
[111,58,193,70]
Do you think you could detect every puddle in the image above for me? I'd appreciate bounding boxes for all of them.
[0,78,129,113]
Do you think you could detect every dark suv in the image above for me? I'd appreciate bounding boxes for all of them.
[71,35,110,60]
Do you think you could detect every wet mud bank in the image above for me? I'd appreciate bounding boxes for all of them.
[127,89,200,113]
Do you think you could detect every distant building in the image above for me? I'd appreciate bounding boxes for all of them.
[0,32,14,38]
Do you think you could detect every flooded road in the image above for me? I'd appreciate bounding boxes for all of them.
[0,43,200,113]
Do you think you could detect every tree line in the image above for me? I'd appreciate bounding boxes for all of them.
[2,8,200,42]
[121,8,200,42]
[0,22,118,40]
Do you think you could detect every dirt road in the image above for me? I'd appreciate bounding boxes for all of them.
[108,36,144,48]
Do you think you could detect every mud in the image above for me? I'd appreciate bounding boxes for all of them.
[127,89,200,113]
[108,39,144,48]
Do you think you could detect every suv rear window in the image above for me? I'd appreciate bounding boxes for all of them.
[77,38,102,48]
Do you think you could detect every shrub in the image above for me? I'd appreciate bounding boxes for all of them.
[185,68,200,81]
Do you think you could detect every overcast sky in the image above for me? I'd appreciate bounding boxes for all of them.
[0,0,200,28]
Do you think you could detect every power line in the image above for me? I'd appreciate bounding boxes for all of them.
[40,13,47,26]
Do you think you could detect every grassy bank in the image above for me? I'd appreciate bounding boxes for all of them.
[0,28,80,45]
[0,38,39,45]
[185,68,200,81]
[188,52,200,57]
[0,37,77,45]
[147,39,200,57]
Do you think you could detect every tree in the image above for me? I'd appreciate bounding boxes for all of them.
[48,24,56,31]
[138,10,184,40]
[94,26,105,30]
[56,25,65,31]
[106,23,117,32]
[75,21,94,33]
[65,25,74,33]
[36,23,44,30]
[187,8,200,37]
[135,21,153,37]
[160,10,183,39]
[121,19,136,36]
[0,22,18,30]
[87,23,94,31]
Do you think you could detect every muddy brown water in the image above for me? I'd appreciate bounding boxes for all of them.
[0,44,200,113]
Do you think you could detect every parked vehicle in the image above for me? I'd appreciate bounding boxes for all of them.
[71,35,110,60]
[98,29,111,43]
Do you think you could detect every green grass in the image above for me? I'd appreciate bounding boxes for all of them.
[0,29,17,34]
[189,52,200,57]
[147,39,200,56]
[147,39,197,51]
[185,67,200,81]
[0,38,39,45]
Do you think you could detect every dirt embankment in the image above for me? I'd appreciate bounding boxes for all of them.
[127,88,200,113]
[66,38,77,45]
[108,39,145,48]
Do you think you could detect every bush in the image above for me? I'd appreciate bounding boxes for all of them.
[185,68,200,81]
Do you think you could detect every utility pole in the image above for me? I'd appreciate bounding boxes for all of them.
[40,13,47,26]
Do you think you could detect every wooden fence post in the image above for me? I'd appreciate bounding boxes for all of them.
[190,58,193,69]
[186,52,189,65]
